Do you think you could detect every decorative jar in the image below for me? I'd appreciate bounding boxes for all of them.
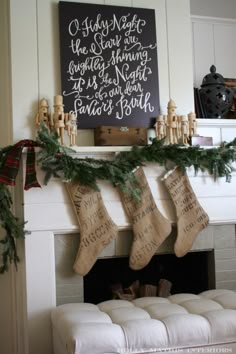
[199,65,233,118]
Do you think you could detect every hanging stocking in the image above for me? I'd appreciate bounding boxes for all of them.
[163,166,209,257]
[118,167,172,270]
[65,181,118,276]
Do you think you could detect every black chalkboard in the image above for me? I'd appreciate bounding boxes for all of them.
[59,1,160,129]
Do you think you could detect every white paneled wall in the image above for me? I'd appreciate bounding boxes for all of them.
[192,16,236,88]
[192,21,214,88]
[166,0,194,114]
[214,23,236,75]
[0,0,12,147]
[9,0,38,141]
[190,0,236,19]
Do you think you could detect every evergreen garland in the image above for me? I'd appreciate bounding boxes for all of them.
[0,183,25,273]
[0,124,236,273]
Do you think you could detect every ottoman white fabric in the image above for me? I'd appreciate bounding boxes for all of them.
[51,289,236,354]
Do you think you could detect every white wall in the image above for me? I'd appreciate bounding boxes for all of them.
[0,2,16,354]
[190,0,236,19]
[190,0,236,89]
[192,16,236,88]
[0,0,12,146]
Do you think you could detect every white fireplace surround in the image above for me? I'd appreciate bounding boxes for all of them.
[18,119,236,354]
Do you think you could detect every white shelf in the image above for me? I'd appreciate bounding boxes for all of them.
[197,118,236,128]
[70,119,236,153]
[29,119,236,156]
[70,145,132,153]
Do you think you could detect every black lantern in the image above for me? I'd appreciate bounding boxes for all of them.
[199,65,233,118]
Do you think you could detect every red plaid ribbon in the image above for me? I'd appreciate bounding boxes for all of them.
[0,140,41,190]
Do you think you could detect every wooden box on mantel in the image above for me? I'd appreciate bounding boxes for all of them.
[94,126,148,146]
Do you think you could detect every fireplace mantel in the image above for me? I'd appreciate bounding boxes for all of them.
[18,118,236,354]
[23,118,236,231]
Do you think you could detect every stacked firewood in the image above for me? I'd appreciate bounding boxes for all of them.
[111,279,172,301]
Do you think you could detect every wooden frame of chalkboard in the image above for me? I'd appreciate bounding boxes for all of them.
[59,1,160,129]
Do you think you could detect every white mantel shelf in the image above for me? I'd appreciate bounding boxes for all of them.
[197,118,236,126]
[70,145,132,154]
[71,119,236,154]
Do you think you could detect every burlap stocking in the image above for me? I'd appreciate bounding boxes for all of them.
[65,181,118,276]
[119,167,172,270]
[163,166,209,257]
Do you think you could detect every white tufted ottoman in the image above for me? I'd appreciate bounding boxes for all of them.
[51,289,236,354]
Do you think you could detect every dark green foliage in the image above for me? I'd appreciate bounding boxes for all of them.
[0,183,25,273]
[36,128,236,189]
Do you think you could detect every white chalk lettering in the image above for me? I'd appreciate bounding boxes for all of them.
[63,8,158,125]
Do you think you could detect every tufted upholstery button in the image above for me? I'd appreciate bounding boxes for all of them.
[178,298,223,314]
[143,303,188,319]
[168,293,200,304]
[105,307,151,324]
[132,297,169,308]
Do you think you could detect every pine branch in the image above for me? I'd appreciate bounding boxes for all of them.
[0,183,25,273]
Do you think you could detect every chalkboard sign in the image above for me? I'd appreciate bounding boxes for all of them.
[59,1,160,129]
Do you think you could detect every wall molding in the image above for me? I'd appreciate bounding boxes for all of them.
[191,15,236,25]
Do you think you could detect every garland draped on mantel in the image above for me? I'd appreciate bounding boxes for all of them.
[0,124,236,273]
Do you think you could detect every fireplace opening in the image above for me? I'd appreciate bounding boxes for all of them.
[84,250,215,304]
